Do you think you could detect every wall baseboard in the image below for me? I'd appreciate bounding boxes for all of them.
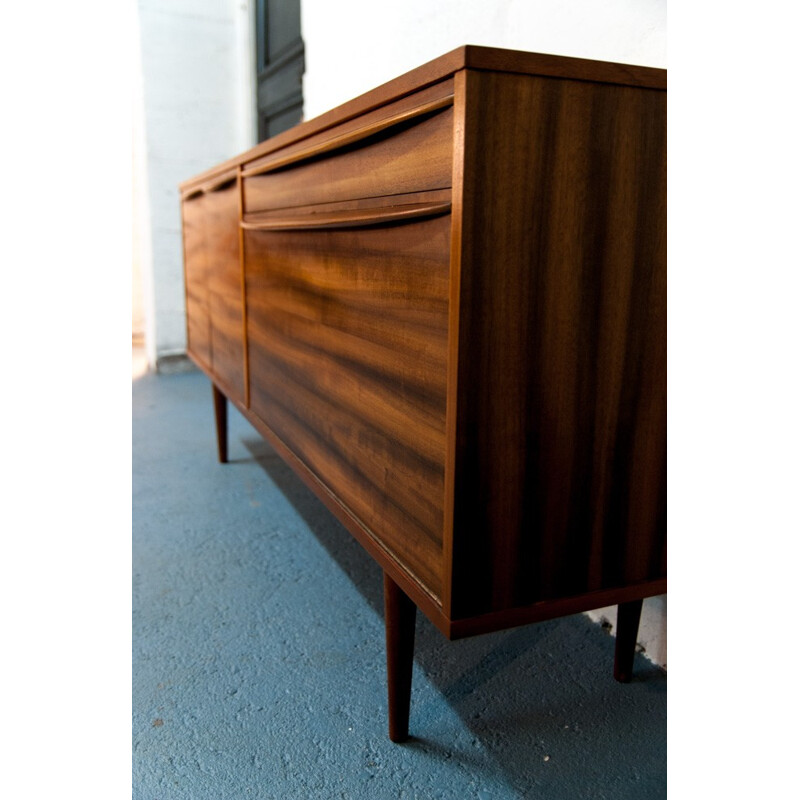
[156,353,196,375]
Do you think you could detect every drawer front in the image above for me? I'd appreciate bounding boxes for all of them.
[244,214,451,601]
[181,194,211,368]
[243,86,454,213]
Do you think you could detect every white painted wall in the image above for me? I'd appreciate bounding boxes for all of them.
[134,0,256,369]
[301,0,666,120]
[301,0,667,668]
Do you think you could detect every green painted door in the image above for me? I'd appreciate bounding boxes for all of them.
[256,0,305,140]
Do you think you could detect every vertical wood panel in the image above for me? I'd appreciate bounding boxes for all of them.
[182,195,212,368]
[450,71,667,618]
[205,184,246,403]
[244,217,451,601]
[237,170,251,408]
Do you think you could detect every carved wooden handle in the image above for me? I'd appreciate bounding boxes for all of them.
[201,171,238,193]
[241,94,454,178]
[182,170,238,199]
[240,201,451,232]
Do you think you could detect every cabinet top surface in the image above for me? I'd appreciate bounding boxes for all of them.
[180,44,666,194]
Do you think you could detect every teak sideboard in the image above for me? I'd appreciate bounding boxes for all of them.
[179,45,666,742]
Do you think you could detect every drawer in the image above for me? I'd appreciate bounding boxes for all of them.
[242,80,454,213]
[242,209,452,601]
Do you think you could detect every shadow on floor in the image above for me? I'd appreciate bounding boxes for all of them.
[241,434,666,797]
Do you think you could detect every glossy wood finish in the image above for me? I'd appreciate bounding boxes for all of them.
[448,69,666,621]
[179,46,664,198]
[243,104,453,213]
[205,183,247,402]
[384,573,417,743]
[181,179,247,404]
[243,213,451,602]
[243,92,453,178]
[179,46,667,741]
[240,199,451,231]
[181,195,211,369]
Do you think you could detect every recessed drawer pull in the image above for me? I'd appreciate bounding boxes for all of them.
[182,170,238,199]
[201,171,238,193]
[240,200,451,232]
[241,94,454,178]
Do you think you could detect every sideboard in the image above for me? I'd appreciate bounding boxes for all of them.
[179,45,666,742]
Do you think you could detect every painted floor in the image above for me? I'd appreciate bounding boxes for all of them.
[133,368,666,799]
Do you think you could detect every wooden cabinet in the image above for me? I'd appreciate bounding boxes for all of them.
[180,45,667,741]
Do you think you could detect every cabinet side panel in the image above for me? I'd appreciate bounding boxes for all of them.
[450,71,666,618]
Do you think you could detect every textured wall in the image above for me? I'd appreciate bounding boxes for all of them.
[134,0,256,367]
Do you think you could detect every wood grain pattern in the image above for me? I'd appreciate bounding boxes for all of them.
[180,46,663,196]
[242,93,453,178]
[448,578,665,639]
[204,183,246,403]
[243,214,451,601]
[243,105,453,213]
[242,189,452,225]
[181,48,667,741]
[241,79,454,179]
[182,52,666,634]
[223,384,453,627]
[237,169,251,409]
[448,69,666,620]
[181,194,212,369]
[240,200,451,231]
[181,183,247,404]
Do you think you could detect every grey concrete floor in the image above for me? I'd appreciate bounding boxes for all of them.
[133,366,666,799]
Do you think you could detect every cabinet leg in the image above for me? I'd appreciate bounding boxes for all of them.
[613,599,643,683]
[383,573,416,743]
[212,383,228,464]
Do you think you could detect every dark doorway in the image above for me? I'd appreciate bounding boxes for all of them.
[255,0,305,141]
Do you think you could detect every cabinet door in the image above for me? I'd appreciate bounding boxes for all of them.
[182,194,212,369]
[243,212,451,603]
[204,182,246,404]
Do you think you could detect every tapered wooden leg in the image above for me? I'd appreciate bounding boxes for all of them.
[614,599,643,683]
[383,573,416,743]
[212,383,228,464]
